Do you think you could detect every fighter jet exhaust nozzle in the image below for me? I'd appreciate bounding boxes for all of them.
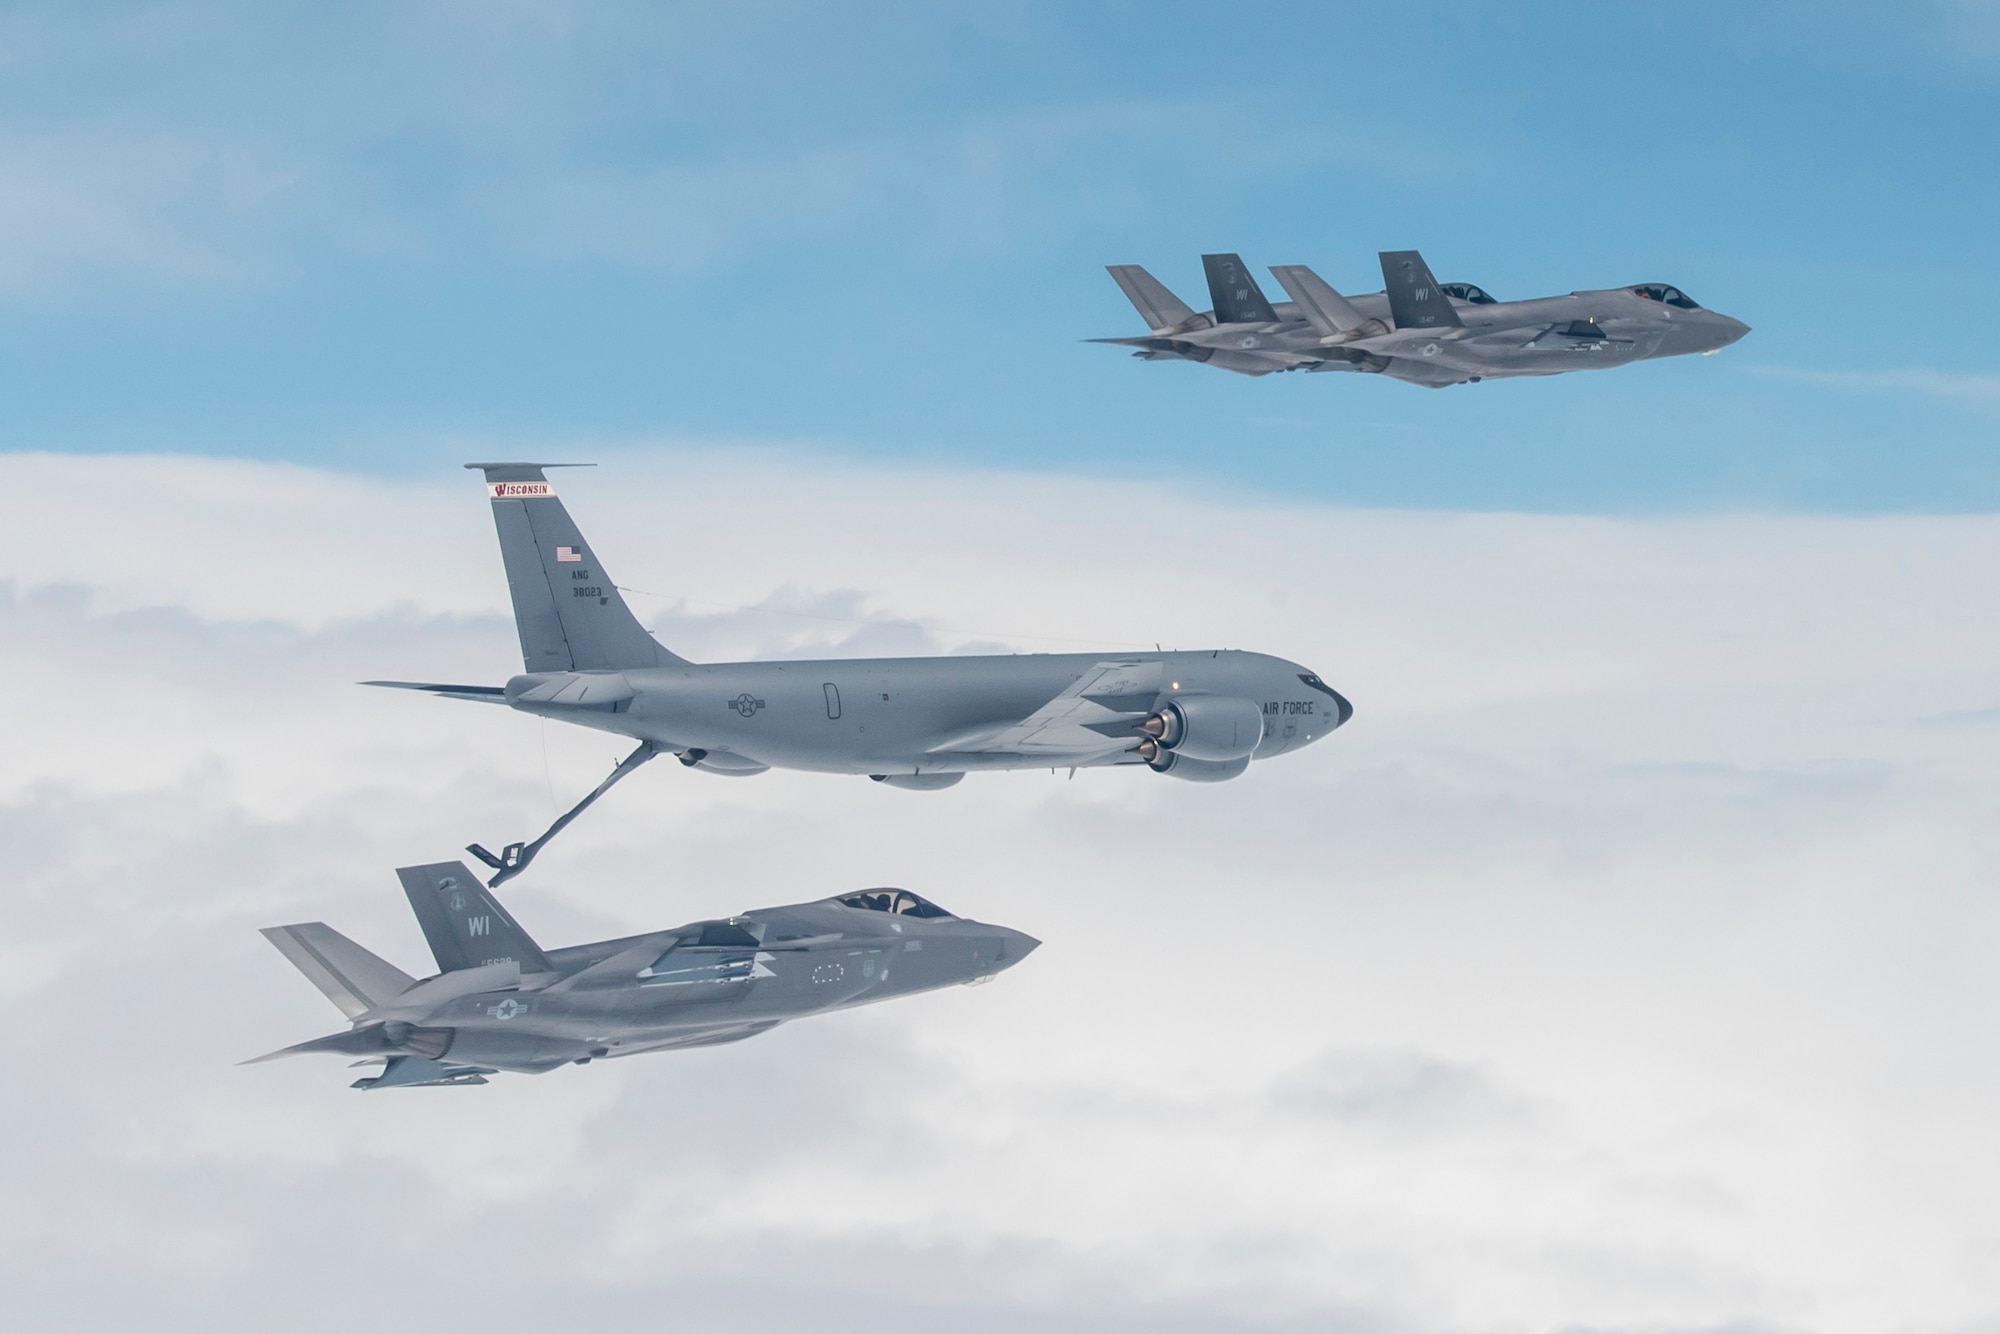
[1317,348,1391,374]
[1139,340,1211,363]
[381,1022,454,1060]
[1139,695,1265,763]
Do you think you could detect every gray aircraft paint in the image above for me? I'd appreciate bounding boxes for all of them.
[367,466,1351,784]
[250,862,1036,1087]
[1096,249,1749,387]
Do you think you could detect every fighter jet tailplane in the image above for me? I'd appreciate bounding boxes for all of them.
[1268,264,1377,340]
[1105,264,1201,333]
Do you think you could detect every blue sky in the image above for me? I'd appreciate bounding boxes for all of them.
[2,1,1998,510]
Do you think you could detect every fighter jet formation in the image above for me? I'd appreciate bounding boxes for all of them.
[1097,249,1749,386]
[251,862,1035,1088]
[249,237,1737,1088]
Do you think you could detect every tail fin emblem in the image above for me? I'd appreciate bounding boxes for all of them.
[556,546,582,562]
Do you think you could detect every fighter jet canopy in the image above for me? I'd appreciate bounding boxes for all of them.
[1632,283,1701,309]
[1439,282,1496,305]
[838,888,956,919]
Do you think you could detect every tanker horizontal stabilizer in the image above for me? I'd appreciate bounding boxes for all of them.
[361,680,507,704]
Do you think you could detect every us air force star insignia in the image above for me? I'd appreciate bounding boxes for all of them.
[727,693,767,717]
[488,998,526,1020]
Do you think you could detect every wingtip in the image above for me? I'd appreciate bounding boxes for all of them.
[238,1048,295,1066]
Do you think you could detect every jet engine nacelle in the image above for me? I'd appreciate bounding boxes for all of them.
[1145,750,1250,783]
[1140,695,1265,763]
[677,748,771,777]
[870,773,965,791]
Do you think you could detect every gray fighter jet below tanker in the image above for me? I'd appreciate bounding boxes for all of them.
[1096,250,1748,387]
[248,862,1035,1088]
[370,466,1349,792]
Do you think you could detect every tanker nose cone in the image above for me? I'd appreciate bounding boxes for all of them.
[1329,689,1354,729]
[1295,671,1351,730]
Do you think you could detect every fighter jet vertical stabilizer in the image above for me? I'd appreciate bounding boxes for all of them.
[397,861,556,974]
[1378,250,1464,330]
[1201,253,1279,325]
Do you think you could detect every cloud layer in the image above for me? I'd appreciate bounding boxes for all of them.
[2,451,1998,1333]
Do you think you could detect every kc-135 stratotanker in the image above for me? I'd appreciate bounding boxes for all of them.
[249,862,1036,1088]
[370,465,1350,807]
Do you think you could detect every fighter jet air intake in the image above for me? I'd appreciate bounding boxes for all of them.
[370,465,1351,793]
[248,861,1037,1087]
[1097,249,1749,386]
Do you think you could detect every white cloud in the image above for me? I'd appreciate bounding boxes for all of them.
[1752,365,2000,408]
[2,450,1999,1332]
[0,127,309,291]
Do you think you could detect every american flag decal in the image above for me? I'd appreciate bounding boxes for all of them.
[556,546,582,562]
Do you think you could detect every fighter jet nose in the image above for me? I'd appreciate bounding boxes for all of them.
[1700,315,1750,353]
[995,929,1041,968]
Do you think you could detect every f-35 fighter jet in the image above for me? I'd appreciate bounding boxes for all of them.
[371,466,1349,793]
[1097,250,1748,387]
[249,861,1037,1088]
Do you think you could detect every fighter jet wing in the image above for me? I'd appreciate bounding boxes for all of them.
[946,660,1160,758]
[1347,327,1469,352]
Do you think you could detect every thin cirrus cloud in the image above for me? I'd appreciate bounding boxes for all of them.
[0,127,297,290]
[2,450,1998,1332]
[1753,364,2000,406]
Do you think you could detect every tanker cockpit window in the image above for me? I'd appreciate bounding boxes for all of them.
[838,889,955,919]
[1297,672,1340,700]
